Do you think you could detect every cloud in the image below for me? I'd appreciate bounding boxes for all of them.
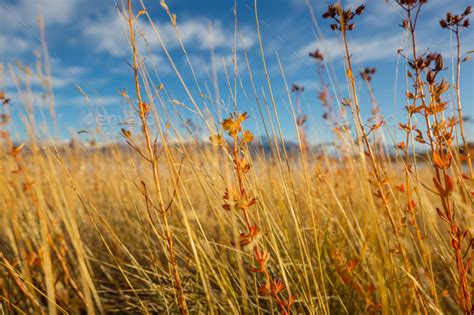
[187,53,239,77]
[1,0,78,31]
[0,0,81,63]
[361,1,400,28]
[343,0,366,9]
[295,33,403,66]
[1,62,82,92]
[67,95,121,107]
[81,13,130,57]
[0,34,30,55]
[81,12,256,58]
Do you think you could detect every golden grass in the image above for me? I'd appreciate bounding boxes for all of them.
[0,0,473,314]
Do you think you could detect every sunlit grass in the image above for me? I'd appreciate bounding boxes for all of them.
[0,0,473,314]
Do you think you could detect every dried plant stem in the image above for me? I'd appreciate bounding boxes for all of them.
[127,1,187,314]
[230,137,292,315]
[335,7,427,313]
[340,17,396,240]
[404,6,471,312]
[454,29,474,186]
[427,83,472,313]
[400,6,439,305]
[212,111,294,314]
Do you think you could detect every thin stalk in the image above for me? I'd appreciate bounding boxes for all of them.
[454,28,473,186]
[127,1,187,314]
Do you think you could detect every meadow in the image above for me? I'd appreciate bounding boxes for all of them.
[0,0,473,314]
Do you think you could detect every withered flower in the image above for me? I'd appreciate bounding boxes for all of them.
[426,70,435,84]
[309,48,324,61]
[322,3,364,32]
[440,6,471,31]
[355,4,366,15]
[360,67,376,82]
[465,5,472,16]
[435,54,444,71]
[291,84,305,93]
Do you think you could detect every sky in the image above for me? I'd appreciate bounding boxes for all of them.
[0,0,473,144]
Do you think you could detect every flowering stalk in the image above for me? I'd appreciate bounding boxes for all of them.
[398,1,472,312]
[439,6,474,188]
[210,112,294,314]
[395,0,437,301]
[323,3,395,241]
[425,55,471,314]
[323,4,428,313]
[124,1,187,313]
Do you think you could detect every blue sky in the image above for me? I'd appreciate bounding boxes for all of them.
[1,0,473,144]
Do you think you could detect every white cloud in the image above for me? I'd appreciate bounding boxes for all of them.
[81,12,256,58]
[1,0,78,30]
[2,88,49,108]
[1,85,120,108]
[67,95,121,107]
[2,63,79,91]
[0,0,80,62]
[296,33,403,65]
[188,53,238,77]
[0,34,30,55]
[33,0,78,24]
[344,0,366,9]
[81,13,130,57]
[361,1,400,28]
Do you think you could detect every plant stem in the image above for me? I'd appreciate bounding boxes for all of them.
[127,2,187,314]
[454,28,474,186]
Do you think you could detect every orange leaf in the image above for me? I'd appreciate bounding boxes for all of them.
[242,130,254,144]
[444,174,454,195]
[432,152,447,169]
[395,184,405,192]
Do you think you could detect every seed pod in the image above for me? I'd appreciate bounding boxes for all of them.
[416,58,425,70]
[439,19,448,28]
[464,5,472,16]
[121,128,132,139]
[426,70,435,84]
[435,55,444,71]
[447,12,453,23]
[355,4,365,15]
[463,19,470,28]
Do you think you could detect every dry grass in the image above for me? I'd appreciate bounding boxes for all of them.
[0,0,473,314]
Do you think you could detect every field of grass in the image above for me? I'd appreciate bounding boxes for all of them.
[0,0,473,314]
